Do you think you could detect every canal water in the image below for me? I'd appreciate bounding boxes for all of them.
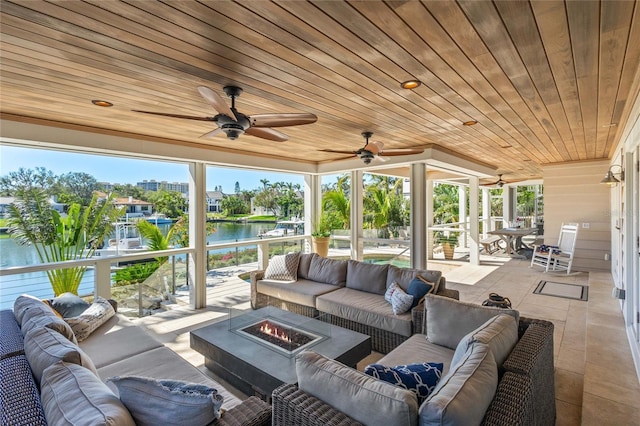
[0,222,272,309]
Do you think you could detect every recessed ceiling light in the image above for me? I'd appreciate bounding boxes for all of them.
[462,120,478,126]
[401,79,421,90]
[92,100,113,107]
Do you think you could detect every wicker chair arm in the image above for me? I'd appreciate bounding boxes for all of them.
[411,301,425,334]
[215,396,271,426]
[503,317,556,426]
[271,384,363,426]
[482,372,534,426]
[249,270,265,309]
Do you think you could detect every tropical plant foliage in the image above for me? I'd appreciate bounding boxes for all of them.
[7,189,123,296]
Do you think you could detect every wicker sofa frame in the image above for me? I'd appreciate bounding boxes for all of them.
[250,269,460,354]
[271,317,555,426]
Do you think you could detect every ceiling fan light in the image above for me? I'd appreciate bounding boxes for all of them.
[401,79,421,90]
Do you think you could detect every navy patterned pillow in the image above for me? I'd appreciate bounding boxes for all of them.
[364,362,443,403]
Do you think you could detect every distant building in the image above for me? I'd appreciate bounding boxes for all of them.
[0,196,65,216]
[113,196,152,218]
[206,191,224,213]
[137,180,189,194]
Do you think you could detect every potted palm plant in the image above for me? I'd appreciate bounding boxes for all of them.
[435,231,458,260]
[311,214,332,257]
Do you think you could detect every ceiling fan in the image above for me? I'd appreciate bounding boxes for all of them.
[482,174,514,188]
[133,86,317,142]
[321,131,424,164]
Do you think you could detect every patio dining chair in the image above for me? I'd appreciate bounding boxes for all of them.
[530,223,579,274]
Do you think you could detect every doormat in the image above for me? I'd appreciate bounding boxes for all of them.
[533,280,588,301]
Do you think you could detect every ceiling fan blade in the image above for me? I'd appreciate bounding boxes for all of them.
[197,86,234,118]
[320,149,358,155]
[199,128,223,139]
[379,149,424,156]
[249,113,317,128]
[245,127,289,142]
[132,110,214,121]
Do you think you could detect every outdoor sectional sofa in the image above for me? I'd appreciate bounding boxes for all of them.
[250,252,460,354]
[272,294,556,426]
[0,295,271,426]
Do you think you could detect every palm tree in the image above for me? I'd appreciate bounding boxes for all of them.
[7,189,123,296]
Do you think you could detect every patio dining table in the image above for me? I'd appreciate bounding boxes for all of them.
[487,227,537,257]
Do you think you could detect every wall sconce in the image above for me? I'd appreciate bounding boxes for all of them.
[600,164,625,185]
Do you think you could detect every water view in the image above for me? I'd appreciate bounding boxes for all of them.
[0,222,272,309]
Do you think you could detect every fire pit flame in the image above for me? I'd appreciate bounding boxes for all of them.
[260,323,291,343]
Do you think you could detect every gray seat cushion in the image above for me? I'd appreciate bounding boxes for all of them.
[78,314,163,369]
[256,278,341,308]
[316,288,412,337]
[377,334,455,375]
[96,346,242,410]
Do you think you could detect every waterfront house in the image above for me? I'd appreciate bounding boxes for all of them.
[1,1,638,422]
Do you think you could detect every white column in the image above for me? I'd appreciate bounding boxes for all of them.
[189,162,207,309]
[303,174,321,253]
[350,170,364,260]
[458,185,467,247]
[410,163,427,269]
[482,187,491,236]
[469,176,480,265]
[427,178,435,260]
[502,187,514,227]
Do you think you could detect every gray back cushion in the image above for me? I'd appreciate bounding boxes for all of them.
[425,294,519,350]
[41,361,135,426]
[420,342,498,425]
[451,313,518,371]
[24,326,98,386]
[307,256,347,286]
[297,253,317,279]
[346,261,389,295]
[296,350,418,426]
[386,265,442,293]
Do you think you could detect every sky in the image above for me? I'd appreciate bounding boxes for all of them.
[0,145,304,193]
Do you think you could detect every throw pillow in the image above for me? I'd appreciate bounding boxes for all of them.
[65,296,115,342]
[107,376,224,426]
[41,361,135,426]
[385,282,414,315]
[364,362,443,403]
[49,292,90,318]
[264,252,301,281]
[407,276,435,309]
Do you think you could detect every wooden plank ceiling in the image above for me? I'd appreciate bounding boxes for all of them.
[1,0,639,182]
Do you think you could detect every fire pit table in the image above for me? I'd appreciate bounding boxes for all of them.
[190,306,371,401]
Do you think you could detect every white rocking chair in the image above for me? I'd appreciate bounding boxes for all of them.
[530,223,579,274]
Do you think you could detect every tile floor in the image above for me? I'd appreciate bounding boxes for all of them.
[133,256,640,425]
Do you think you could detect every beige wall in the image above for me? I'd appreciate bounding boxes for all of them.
[542,161,612,272]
